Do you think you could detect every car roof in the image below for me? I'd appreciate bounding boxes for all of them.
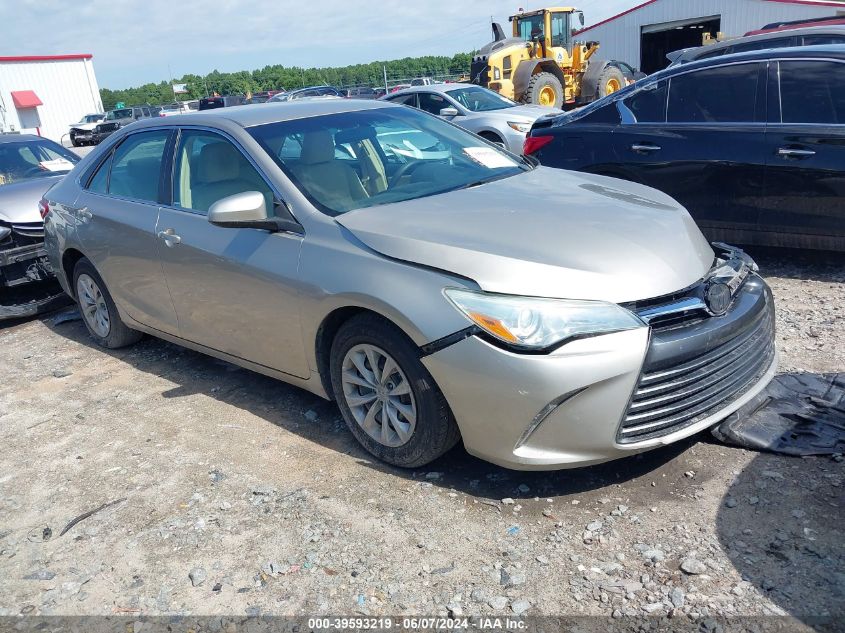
[676,25,845,62]
[0,133,53,144]
[385,83,477,97]
[125,98,399,129]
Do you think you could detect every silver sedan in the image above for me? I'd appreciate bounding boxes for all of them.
[381,84,554,153]
[43,99,776,470]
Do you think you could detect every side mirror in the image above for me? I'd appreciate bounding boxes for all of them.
[577,11,585,26]
[208,191,301,232]
[439,106,460,117]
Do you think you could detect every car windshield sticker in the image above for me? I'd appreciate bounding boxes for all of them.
[462,147,518,169]
[39,159,75,172]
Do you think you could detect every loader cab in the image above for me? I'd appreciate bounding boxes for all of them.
[510,7,581,54]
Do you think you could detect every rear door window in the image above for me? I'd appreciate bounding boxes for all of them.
[106,130,171,202]
[623,81,667,123]
[668,63,760,123]
[778,60,845,124]
[801,34,845,45]
[87,152,113,193]
[731,36,794,54]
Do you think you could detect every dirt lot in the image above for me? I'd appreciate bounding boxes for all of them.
[0,247,842,628]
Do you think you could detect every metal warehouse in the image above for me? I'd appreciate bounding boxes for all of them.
[0,54,103,144]
[579,0,845,73]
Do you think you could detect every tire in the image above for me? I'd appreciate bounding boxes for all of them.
[521,72,564,108]
[73,258,143,349]
[70,135,80,147]
[330,313,460,468]
[595,65,626,100]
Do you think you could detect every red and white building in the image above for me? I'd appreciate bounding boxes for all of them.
[578,0,845,73]
[0,54,103,144]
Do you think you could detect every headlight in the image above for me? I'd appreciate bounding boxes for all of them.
[0,226,11,242]
[507,121,532,133]
[444,288,643,350]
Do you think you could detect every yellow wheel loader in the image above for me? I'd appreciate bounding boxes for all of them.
[471,7,632,109]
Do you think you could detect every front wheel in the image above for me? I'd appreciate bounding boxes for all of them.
[70,134,80,147]
[330,313,460,468]
[522,72,564,108]
[73,258,143,349]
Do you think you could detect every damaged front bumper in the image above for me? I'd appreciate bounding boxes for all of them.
[0,240,69,319]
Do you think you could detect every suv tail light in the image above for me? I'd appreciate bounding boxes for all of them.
[38,198,50,219]
[523,135,554,155]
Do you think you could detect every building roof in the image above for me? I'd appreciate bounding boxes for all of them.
[0,54,93,63]
[577,0,845,34]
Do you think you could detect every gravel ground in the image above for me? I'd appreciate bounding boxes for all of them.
[0,247,842,629]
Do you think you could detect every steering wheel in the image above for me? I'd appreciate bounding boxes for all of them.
[22,166,46,178]
[388,160,427,188]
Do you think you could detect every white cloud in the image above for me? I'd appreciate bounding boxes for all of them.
[2,0,636,87]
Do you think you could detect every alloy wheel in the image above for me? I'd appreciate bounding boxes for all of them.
[340,343,417,447]
[76,273,110,338]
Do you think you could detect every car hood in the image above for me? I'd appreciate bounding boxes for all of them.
[0,176,64,224]
[71,122,100,131]
[495,104,556,120]
[336,167,714,303]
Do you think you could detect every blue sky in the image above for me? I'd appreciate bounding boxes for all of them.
[3,0,634,88]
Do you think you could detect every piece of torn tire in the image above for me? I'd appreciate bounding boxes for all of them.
[713,372,845,456]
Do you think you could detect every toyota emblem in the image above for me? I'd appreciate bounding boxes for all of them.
[706,282,732,316]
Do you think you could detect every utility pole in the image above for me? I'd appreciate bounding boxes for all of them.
[383,65,388,94]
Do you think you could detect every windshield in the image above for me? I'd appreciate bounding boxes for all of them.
[249,106,529,215]
[106,109,133,120]
[0,139,79,186]
[80,114,102,123]
[517,14,545,41]
[446,86,515,111]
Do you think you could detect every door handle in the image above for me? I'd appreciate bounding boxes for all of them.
[157,229,181,247]
[631,144,662,153]
[778,147,816,159]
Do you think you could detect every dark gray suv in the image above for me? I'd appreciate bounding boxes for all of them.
[668,25,845,66]
[92,106,160,144]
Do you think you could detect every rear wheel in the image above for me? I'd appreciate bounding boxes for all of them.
[596,65,626,99]
[522,72,564,108]
[73,258,142,349]
[330,313,460,468]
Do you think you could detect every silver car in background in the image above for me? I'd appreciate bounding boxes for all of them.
[43,100,776,470]
[382,83,553,153]
[1,134,79,318]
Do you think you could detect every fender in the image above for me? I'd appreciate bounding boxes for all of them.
[579,58,613,102]
[512,59,567,101]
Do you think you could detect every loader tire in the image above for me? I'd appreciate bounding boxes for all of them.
[596,65,626,99]
[521,72,564,108]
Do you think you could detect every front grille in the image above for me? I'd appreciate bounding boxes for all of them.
[97,123,119,132]
[618,298,775,443]
[0,220,44,246]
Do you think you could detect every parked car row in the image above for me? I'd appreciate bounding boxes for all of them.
[35,94,779,473]
[9,32,842,475]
